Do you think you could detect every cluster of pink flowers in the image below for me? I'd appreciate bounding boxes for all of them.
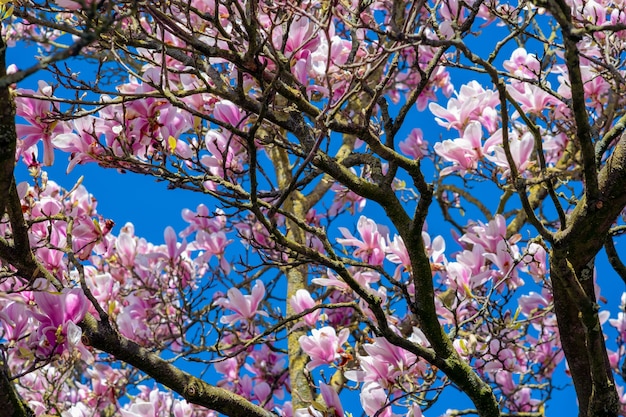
[4,0,626,415]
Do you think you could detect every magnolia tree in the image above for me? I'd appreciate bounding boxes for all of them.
[1,0,626,416]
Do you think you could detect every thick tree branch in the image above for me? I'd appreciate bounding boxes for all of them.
[543,0,599,201]
[555,136,626,262]
[549,125,626,417]
[80,315,276,417]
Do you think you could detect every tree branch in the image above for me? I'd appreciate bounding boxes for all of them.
[80,315,276,417]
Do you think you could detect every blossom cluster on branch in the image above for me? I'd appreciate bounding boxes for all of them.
[0,0,626,416]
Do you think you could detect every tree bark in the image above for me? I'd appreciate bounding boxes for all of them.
[549,135,626,417]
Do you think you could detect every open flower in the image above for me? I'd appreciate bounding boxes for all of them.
[215,280,268,325]
[290,289,320,327]
[31,285,89,355]
[337,216,388,265]
[299,326,350,370]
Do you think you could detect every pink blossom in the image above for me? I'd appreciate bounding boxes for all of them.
[16,81,72,166]
[434,121,485,176]
[298,326,350,370]
[329,181,367,216]
[215,280,268,325]
[192,229,232,274]
[201,130,244,178]
[455,244,488,277]
[507,82,558,116]
[337,216,388,265]
[360,382,393,417]
[386,234,411,279]
[180,205,226,237]
[115,229,137,268]
[485,129,534,178]
[522,242,548,282]
[482,338,524,374]
[215,357,240,383]
[310,32,352,74]
[484,239,524,289]
[0,302,31,343]
[253,381,274,409]
[283,17,320,62]
[312,269,350,291]
[117,294,152,341]
[246,345,288,388]
[399,128,429,159]
[442,261,484,298]
[214,100,246,127]
[290,289,320,327]
[320,382,344,417]
[164,226,187,261]
[503,48,541,78]
[459,214,508,253]
[52,116,106,172]
[610,311,626,338]
[345,337,422,387]
[428,81,498,132]
[120,401,156,417]
[31,286,89,355]
[520,291,552,319]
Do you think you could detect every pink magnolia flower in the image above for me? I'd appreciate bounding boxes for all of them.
[31,286,89,355]
[310,31,352,75]
[428,81,498,132]
[522,242,548,282]
[441,261,486,299]
[117,293,171,344]
[120,401,156,417]
[192,229,232,274]
[337,216,388,265]
[0,302,31,343]
[360,382,393,417]
[386,234,411,279]
[312,269,350,291]
[329,181,367,216]
[201,130,244,178]
[399,128,429,159]
[52,116,106,172]
[298,326,350,370]
[434,121,485,176]
[459,215,508,253]
[246,345,288,388]
[455,244,487,277]
[214,100,246,127]
[215,357,240,383]
[345,337,422,386]
[484,129,534,178]
[283,17,321,62]
[503,48,541,78]
[290,289,320,327]
[320,383,343,417]
[180,205,226,237]
[507,82,558,116]
[481,337,526,375]
[215,280,268,325]
[16,81,72,166]
[295,382,345,417]
[115,229,137,268]
[164,226,187,261]
[483,239,524,289]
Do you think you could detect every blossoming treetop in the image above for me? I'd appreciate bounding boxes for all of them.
[1,0,626,416]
